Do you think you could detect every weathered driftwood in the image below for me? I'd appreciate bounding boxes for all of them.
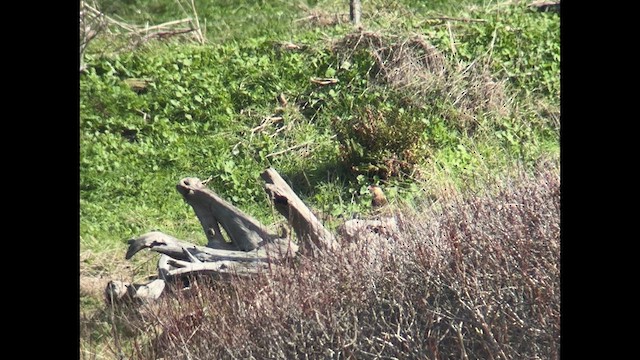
[337,216,399,243]
[176,177,275,251]
[127,231,298,278]
[105,279,166,304]
[126,230,296,263]
[261,167,340,255]
[113,167,338,302]
[110,167,403,302]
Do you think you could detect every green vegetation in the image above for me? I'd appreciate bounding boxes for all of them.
[80,0,559,358]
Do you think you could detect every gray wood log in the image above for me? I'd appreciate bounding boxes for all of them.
[127,231,298,265]
[113,168,338,301]
[121,231,298,301]
[176,177,275,251]
[261,167,339,255]
[105,279,165,303]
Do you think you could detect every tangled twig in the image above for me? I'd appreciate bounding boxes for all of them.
[79,0,205,71]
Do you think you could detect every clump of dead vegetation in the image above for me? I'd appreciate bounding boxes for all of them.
[327,30,512,181]
[87,159,559,359]
[332,30,509,129]
[80,1,205,72]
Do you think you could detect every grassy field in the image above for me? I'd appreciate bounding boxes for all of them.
[80,0,560,358]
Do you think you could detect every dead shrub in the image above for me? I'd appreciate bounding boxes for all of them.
[332,30,509,130]
[115,162,559,359]
[328,30,512,181]
[79,1,205,72]
[333,31,447,92]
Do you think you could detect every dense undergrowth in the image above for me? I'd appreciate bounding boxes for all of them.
[80,0,559,358]
[81,159,560,359]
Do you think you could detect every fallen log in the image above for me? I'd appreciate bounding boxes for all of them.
[128,231,298,279]
[126,231,296,264]
[113,167,334,302]
[109,167,403,302]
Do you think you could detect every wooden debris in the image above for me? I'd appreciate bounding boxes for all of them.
[111,167,334,301]
[350,0,362,25]
[310,77,339,85]
[250,116,284,134]
[108,167,404,302]
[176,177,276,251]
[261,168,340,255]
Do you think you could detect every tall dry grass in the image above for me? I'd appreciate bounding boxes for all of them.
[92,160,559,359]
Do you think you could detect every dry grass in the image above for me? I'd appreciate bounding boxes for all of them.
[332,30,510,131]
[83,159,559,359]
[334,31,448,91]
[80,248,158,297]
[80,0,205,71]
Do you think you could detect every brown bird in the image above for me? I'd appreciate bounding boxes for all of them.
[368,185,388,208]
[277,93,288,107]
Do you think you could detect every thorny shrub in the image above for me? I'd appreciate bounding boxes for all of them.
[107,160,559,360]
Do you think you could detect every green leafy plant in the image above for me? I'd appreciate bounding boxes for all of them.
[451,3,560,100]
[333,105,429,180]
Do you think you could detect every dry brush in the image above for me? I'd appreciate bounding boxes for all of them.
[103,160,559,359]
